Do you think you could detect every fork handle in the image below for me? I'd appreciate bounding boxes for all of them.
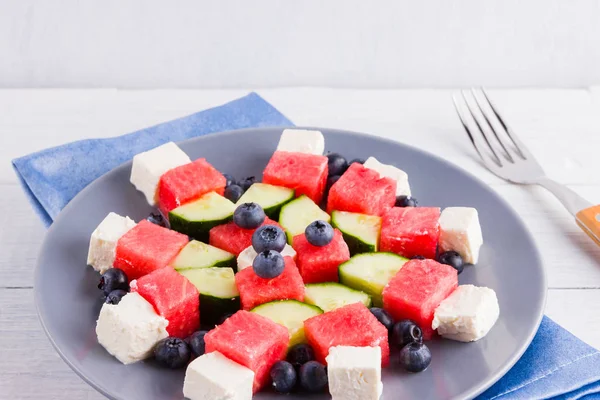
[576,206,600,246]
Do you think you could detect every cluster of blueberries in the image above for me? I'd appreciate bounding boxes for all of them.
[223,175,257,203]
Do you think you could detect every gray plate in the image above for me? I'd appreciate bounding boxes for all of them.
[35,127,546,400]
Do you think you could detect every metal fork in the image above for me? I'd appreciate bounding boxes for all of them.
[453,88,600,246]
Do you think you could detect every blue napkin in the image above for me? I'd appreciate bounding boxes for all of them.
[13,93,600,399]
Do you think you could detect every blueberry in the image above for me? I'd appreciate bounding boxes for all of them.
[252,225,286,253]
[223,173,236,188]
[326,175,341,191]
[393,320,423,349]
[438,251,464,274]
[412,255,426,260]
[349,158,365,165]
[287,343,316,369]
[270,361,297,394]
[253,250,285,279]
[217,312,235,325]
[326,153,348,177]
[233,202,266,229]
[238,176,257,191]
[104,289,127,305]
[188,330,208,357]
[154,337,191,369]
[305,220,334,247]
[396,195,418,207]
[370,307,394,332]
[399,342,432,373]
[146,212,168,227]
[299,361,328,393]
[224,184,244,203]
[98,268,129,296]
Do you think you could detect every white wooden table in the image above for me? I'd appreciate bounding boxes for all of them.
[2,88,600,399]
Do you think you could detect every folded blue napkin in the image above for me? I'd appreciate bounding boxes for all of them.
[13,92,600,399]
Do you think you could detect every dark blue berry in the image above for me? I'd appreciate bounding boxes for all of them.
[349,158,365,165]
[224,184,244,203]
[412,255,426,260]
[238,176,257,191]
[270,361,297,394]
[98,268,129,296]
[396,195,418,207]
[217,312,235,325]
[146,212,168,227]
[399,342,431,373]
[105,289,127,305]
[326,153,348,177]
[438,251,464,274]
[299,361,328,393]
[233,202,265,229]
[154,337,191,369]
[305,220,334,247]
[253,250,285,279]
[252,225,286,253]
[370,307,394,332]
[287,343,316,369]
[223,173,236,188]
[188,330,208,357]
[326,175,341,191]
[393,320,423,349]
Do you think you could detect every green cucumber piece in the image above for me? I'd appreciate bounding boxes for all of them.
[331,211,381,255]
[304,282,371,312]
[171,240,235,270]
[178,267,240,327]
[339,252,408,307]
[236,183,294,219]
[169,192,236,241]
[251,300,323,348]
[279,195,331,243]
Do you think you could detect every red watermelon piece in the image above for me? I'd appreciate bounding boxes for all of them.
[209,217,282,256]
[304,303,389,367]
[382,259,457,340]
[205,310,289,393]
[263,151,328,204]
[235,256,304,310]
[158,158,226,215]
[327,163,396,216]
[380,207,440,259]
[293,229,350,283]
[114,220,189,280]
[131,266,200,338]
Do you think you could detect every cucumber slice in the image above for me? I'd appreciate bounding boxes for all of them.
[251,300,323,348]
[279,195,331,243]
[331,211,381,255]
[171,240,235,270]
[236,183,295,219]
[178,267,240,327]
[304,283,371,312]
[339,252,408,307]
[169,192,236,241]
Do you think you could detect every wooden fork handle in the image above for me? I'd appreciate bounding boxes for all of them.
[576,205,600,246]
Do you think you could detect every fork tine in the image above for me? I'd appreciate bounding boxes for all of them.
[459,90,502,166]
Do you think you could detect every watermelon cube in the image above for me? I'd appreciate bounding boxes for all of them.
[380,207,441,259]
[303,303,389,367]
[205,310,289,393]
[132,267,200,338]
[293,229,350,283]
[158,158,226,215]
[382,259,458,339]
[263,151,328,204]
[114,220,189,280]
[327,163,396,216]
[235,256,304,310]
[209,217,283,256]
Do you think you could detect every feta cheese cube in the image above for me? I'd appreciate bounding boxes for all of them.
[432,285,499,342]
[237,244,297,271]
[363,157,411,196]
[130,142,191,205]
[87,212,136,274]
[326,346,382,400]
[439,207,483,264]
[96,292,169,364]
[183,351,254,400]
[276,129,325,155]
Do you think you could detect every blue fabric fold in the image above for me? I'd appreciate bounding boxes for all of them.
[12,92,600,399]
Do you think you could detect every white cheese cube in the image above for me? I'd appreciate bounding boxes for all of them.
[96,292,169,364]
[130,142,191,205]
[236,244,297,271]
[87,212,136,274]
[363,156,411,196]
[276,129,325,155]
[183,351,254,400]
[326,346,382,400]
[432,285,499,342]
[439,207,483,264]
